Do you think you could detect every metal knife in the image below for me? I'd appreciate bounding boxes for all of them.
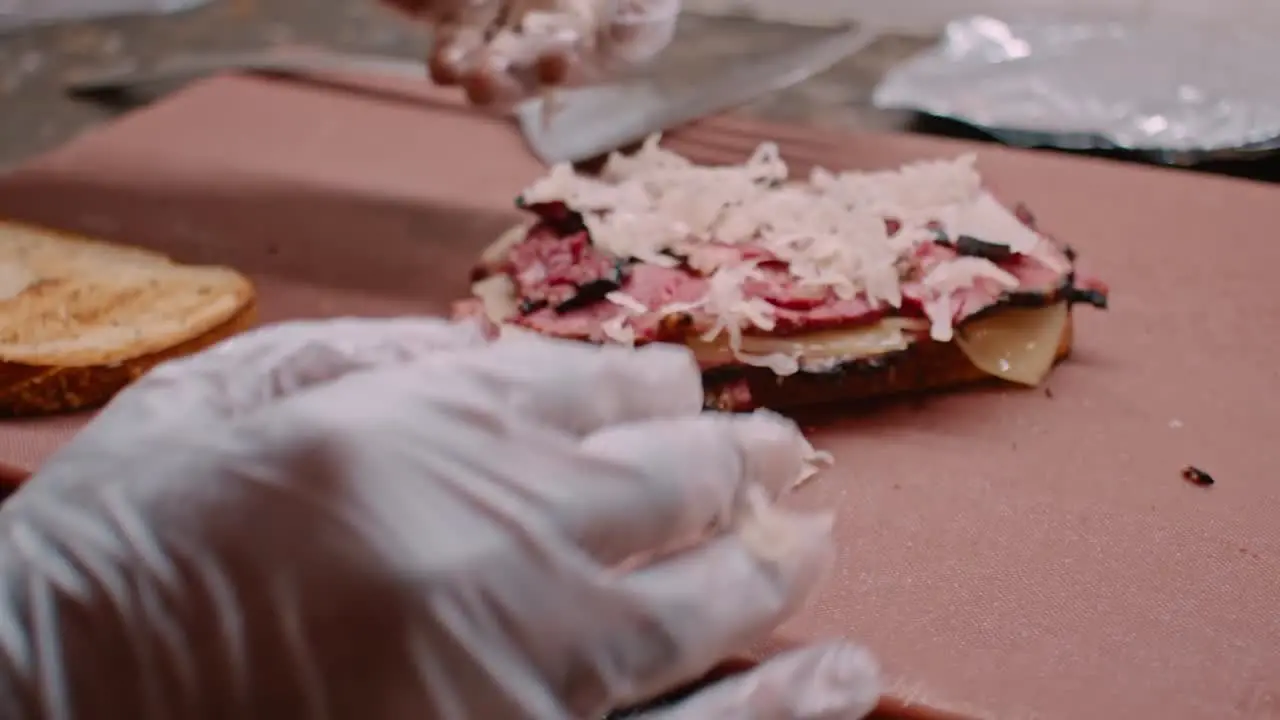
[65,26,879,165]
[512,25,879,165]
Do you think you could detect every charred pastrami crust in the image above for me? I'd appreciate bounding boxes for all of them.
[1064,282,1108,310]
[554,258,630,313]
[932,229,1015,262]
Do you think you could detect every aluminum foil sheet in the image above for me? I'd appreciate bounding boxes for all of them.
[872,15,1280,165]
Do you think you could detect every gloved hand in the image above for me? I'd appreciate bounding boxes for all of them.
[381,0,680,104]
[0,318,879,719]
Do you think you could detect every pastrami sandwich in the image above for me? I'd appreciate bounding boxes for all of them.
[455,137,1108,412]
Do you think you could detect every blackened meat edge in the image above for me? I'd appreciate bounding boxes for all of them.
[554,258,630,313]
[932,230,1015,262]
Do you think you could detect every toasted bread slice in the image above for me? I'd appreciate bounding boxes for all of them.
[0,221,257,417]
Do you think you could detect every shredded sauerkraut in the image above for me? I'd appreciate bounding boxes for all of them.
[519,134,1066,361]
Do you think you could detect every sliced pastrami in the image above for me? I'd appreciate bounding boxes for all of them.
[768,296,886,334]
[610,264,710,342]
[742,263,829,311]
[1001,254,1067,293]
[512,262,708,344]
[553,263,627,313]
[624,262,710,308]
[902,239,1074,327]
[508,237,1073,342]
[505,229,628,310]
[517,300,624,343]
[500,202,1090,345]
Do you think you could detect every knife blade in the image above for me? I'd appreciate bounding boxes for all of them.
[513,24,879,164]
[64,25,879,166]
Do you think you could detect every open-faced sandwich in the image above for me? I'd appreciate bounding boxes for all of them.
[456,137,1108,412]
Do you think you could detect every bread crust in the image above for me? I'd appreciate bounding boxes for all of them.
[0,220,260,417]
[0,302,258,418]
[704,309,1074,413]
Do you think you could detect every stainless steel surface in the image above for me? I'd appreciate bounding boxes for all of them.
[0,4,933,172]
[63,25,882,166]
[873,14,1280,165]
[516,25,881,164]
[64,50,429,93]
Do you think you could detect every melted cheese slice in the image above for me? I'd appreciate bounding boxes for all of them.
[954,302,1068,387]
[471,275,1067,387]
[473,274,521,324]
[687,319,923,370]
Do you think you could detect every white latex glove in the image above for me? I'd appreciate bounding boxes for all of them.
[0,318,879,719]
[381,0,679,104]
